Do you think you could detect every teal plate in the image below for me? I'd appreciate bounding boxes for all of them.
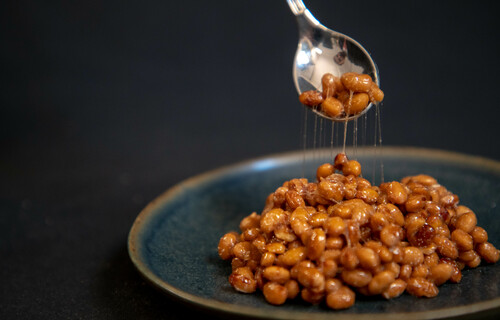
[128,147,500,319]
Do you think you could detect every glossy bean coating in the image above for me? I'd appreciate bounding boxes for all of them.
[260,252,275,267]
[321,73,336,98]
[429,263,454,286]
[229,267,257,293]
[451,229,473,251]
[260,208,287,233]
[321,97,344,118]
[297,266,325,289]
[356,247,380,270]
[263,266,291,284]
[345,93,370,115]
[470,226,488,244]
[406,277,438,297]
[299,90,323,106]
[434,235,459,259]
[381,182,407,205]
[232,241,254,261]
[368,270,396,295]
[454,212,477,233]
[382,279,407,299]
[369,82,384,102]
[380,224,403,248]
[285,190,305,210]
[476,242,500,263]
[316,163,334,180]
[285,279,300,299]
[341,72,373,92]
[341,269,372,287]
[324,216,346,237]
[402,247,424,266]
[306,228,326,260]
[218,232,239,260]
[342,160,362,177]
[326,286,355,310]
[263,282,288,305]
[318,180,344,203]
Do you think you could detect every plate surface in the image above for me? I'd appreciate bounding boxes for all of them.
[128,147,500,319]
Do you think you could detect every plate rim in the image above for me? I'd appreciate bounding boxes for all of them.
[128,146,500,319]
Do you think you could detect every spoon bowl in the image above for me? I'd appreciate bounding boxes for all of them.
[287,0,380,122]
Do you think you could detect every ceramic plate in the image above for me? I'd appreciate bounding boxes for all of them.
[128,147,500,319]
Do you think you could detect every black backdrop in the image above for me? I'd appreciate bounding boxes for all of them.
[1,1,499,319]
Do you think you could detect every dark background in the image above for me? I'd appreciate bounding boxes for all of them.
[1,0,499,319]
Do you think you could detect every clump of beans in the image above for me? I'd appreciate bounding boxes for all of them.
[299,72,384,118]
[218,153,499,310]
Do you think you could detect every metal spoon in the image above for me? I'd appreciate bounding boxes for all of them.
[287,0,380,122]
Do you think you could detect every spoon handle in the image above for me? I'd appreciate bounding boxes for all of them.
[287,0,322,29]
[286,0,306,15]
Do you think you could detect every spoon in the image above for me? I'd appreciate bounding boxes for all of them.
[286,0,380,122]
